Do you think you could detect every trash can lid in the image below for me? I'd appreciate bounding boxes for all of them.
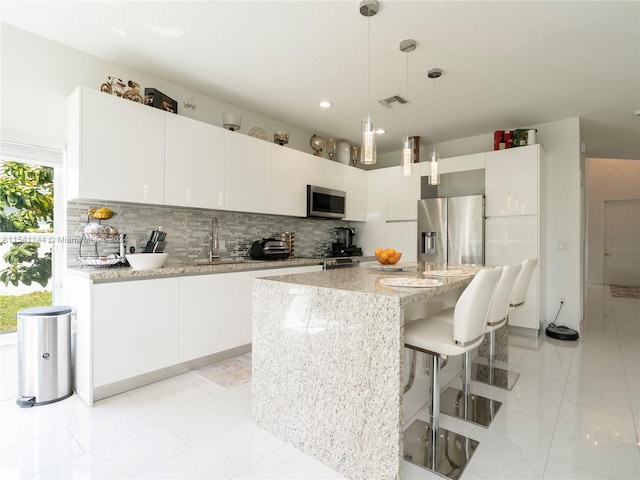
[18,306,73,317]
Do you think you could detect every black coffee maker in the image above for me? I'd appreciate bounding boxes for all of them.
[331,227,362,257]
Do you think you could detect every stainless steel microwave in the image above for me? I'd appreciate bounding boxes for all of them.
[307,185,346,219]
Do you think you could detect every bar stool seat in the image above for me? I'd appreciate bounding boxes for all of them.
[403,268,501,480]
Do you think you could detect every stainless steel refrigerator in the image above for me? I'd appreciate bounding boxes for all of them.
[417,195,485,265]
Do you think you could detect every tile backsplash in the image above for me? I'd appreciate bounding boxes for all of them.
[67,201,354,266]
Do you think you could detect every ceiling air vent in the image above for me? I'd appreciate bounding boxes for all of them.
[378,95,408,109]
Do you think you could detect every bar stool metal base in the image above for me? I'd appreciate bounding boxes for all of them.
[440,387,502,428]
[471,362,520,391]
[404,419,479,480]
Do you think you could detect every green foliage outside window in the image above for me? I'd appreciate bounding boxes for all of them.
[0,160,54,288]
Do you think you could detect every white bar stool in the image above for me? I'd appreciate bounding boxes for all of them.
[471,263,523,390]
[403,268,501,480]
[509,258,538,310]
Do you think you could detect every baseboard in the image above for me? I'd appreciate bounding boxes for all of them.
[508,324,542,338]
[92,344,251,402]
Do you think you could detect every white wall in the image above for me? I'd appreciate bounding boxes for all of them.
[0,24,318,157]
[369,133,493,170]
[536,118,582,330]
[586,158,640,284]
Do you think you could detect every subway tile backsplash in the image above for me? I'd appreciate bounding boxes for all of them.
[67,201,352,266]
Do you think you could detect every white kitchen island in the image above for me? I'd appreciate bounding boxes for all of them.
[252,266,475,480]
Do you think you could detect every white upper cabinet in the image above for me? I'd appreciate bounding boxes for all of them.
[485,145,540,216]
[165,114,225,209]
[385,166,421,221]
[67,86,165,204]
[308,157,344,191]
[224,130,272,214]
[343,166,367,222]
[366,168,387,222]
[271,144,312,217]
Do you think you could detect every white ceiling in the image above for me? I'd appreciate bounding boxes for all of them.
[1,1,639,159]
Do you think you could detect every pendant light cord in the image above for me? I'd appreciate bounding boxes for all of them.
[406,51,409,137]
[367,15,371,119]
[432,77,436,153]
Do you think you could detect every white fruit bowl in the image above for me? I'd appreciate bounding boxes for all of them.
[126,253,168,270]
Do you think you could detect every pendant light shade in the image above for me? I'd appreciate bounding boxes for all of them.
[428,151,440,185]
[427,68,443,185]
[399,39,416,176]
[360,0,378,165]
[361,115,377,165]
[401,136,415,175]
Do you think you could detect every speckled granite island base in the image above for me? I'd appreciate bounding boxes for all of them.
[251,267,473,480]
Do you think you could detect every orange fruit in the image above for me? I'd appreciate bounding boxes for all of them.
[386,248,396,256]
[375,248,383,255]
[379,252,389,262]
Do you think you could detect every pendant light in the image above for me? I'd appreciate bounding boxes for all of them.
[427,68,443,185]
[400,39,416,176]
[359,0,378,165]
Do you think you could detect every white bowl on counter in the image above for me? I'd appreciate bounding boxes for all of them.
[125,253,168,270]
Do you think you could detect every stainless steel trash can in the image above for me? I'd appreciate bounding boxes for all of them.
[16,306,73,407]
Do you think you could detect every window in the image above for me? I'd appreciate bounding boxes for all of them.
[0,140,64,334]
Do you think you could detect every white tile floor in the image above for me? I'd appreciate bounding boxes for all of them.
[0,284,638,479]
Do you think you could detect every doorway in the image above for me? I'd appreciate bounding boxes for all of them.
[604,199,640,286]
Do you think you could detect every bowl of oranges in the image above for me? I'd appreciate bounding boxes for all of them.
[375,248,402,265]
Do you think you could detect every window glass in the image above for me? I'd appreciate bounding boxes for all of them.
[0,158,56,334]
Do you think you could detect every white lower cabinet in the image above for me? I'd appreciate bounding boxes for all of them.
[179,273,242,362]
[72,265,323,405]
[92,278,180,388]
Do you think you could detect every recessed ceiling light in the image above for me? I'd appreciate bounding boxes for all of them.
[319,101,333,108]
[375,128,386,134]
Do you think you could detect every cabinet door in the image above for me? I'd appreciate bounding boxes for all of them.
[308,157,344,191]
[239,266,322,345]
[78,87,166,204]
[165,114,225,209]
[179,273,242,362]
[93,278,179,387]
[385,166,421,221]
[343,166,367,222]
[271,144,312,217]
[224,131,271,213]
[485,145,539,216]
[485,216,539,329]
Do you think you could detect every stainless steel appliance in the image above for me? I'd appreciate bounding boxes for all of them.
[249,238,291,260]
[418,195,485,265]
[331,226,362,257]
[323,257,361,269]
[307,185,346,219]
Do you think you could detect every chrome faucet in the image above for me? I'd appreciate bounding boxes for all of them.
[209,217,220,261]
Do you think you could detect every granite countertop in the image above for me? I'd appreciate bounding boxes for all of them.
[258,263,482,305]
[67,257,328,281]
